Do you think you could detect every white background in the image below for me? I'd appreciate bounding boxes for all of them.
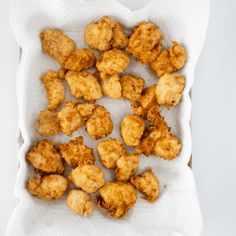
[0,0,236,235]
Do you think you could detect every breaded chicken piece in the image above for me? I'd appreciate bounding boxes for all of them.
[146,105,161,122]
[84,16,128,51]
[36,110,61,136]
[121,114,145,146]
[120,74,145,102]
[68,164,105,193]
[115,154,139,181]
[150,41,187,77]
[66,189,94,216]
[41,70,65,111]
[63,48,96,71]
[85,105,113,139]
[59,136,95,167]
[127,22,163,64]
[155,73,185,108]
[26,140,64,174]
[65,70,103,102]
[57,102,84,136]
[97,182,137,218]
[41,29,76,65]
[99,74,122,99]
[153,133,182,160]
[131,169,159,202]
[97,138,126,169]
[96,49,129,77]
[27,174,67,200]
[77,103,96,121]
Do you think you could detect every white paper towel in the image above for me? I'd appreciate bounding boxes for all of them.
[6,0,209,235]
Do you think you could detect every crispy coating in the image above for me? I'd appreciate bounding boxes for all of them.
[26,140,64,174]
[150,41,187,77]
[127,22,163,64]
[59,136,95,167]
[96,49,129,77]
[65,71,103,102]
[120,74,145,102]
[84,16,128,51]
[85,105,113,139]
[27,175,67,200]
[66,189,94,216]
[41,29,76,64]
[63,48,96,71]
[97,138,126,169]
[68,164,105,193]
[36,110,61,136]
[121,114,145,146]
[99,74,122,99]
[153,133,182,160]
[77,103,96,121]
[41,70,65,111]
[57,68,67,80]
[97,182,137,218]
[131,169,159,202]
[57,102,84,136]
[155,73,186,108]
[115,154,139,181]
[146,105,161,122]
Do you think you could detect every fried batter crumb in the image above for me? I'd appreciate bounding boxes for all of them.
[77,103,96,121]
[63,48,96,71]
[127,22,163,64]
[66,189,94,216]
[115,154,139,181]
[131,169,160,202]
[41,70,65,111]
[85,105,113,139]
[65,70,103,102]
[120,74,145,102]
[97,182,137,218]
[36,110,61,136]
[121,114,145,146]
[150,41,187,77]
[40,29,76,65]
[27,174,67,200]
[68,164,105,193]
[26,140,64,174]
[155,73,186,108]
[59,136,95,167]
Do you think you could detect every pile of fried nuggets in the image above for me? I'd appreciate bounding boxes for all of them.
[26,16,187,218]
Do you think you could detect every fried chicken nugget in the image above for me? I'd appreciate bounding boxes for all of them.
[84,16,128,51]
[41,70,65,111]
[155,73,186,108]
[41,29,76,65]
[97,138,126,169]
[77,103,96,121]
[59,136,95,167]
[115,154,139,181]
[63,48,96,71]
[150,41,187,77]
[65,70,103,102]
[97,182,137,218]
[66,189,94,216]
[68,164,105,193]
[121,114,145,146]
[86,105,113,139]
[57,102,84,136]
[99,74,122,100]
[153,133,182,160]
[130,169,159,202]
[96,49,129,77]
[36,110,61,136]
[26,140,64,174]
[127,22,163,64]
[27,174,67,200]
[120,74,145,102]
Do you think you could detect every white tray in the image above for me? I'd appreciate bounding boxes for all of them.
[6,0,209,235]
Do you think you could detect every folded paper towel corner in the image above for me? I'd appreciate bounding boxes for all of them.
[6,0,209,235]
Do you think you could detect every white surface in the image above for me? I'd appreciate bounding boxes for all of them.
[0,0,235,235]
